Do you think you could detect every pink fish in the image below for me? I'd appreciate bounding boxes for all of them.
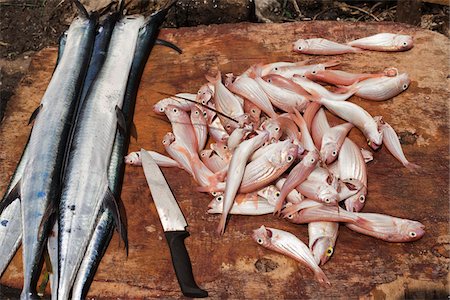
[208,193,274,215]
[268,61,341,78]
[190,105,208,151]
[210,142,232,161]
[260,61,304,76]
[354,73,410,101]
[297,167,339,204]
[226,74,277,118]
[208,115,229,143]
[348,33,413,52]
[227,125,253,151]
[377,118,420,171]
[308,222,339,265]
[217,131,269,235]
[262,73,311,96]
[311,108,329,149]
[303,102,321,133]
[250,65,310,113]
[244,99,261,125]
[259,118,282,142]
[162,132,194,177]
[308,93,383,150]
[275,178,303,205]
[338,139,368,212]
[360,148,374,163]
[196,83,214,105]
[125,150,180,168]
[200,149,228,173]
[153,93,196,115]
[305,69,384,86]
[252,225,330,285]
[320,122,354,164]
[345,213,425,242]
[292,76,358,102]
[239,140,298,193]
[164,104,198,155]
[293,38,361,55]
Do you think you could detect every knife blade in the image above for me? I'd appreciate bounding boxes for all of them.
[140,149,208,298]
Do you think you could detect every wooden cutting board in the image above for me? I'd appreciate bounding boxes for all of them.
[1,21,449,299]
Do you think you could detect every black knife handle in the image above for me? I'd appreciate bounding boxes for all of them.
[164,231,208,298]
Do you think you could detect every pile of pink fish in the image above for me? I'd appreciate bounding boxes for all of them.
[125,32,423,285]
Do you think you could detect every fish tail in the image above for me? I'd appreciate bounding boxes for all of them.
[72,0,90,19]
[314,268,331,286]
[404,162,421,172]
[216,215,227,235]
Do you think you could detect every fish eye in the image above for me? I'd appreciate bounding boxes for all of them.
[267,79,272,83]
[173,108,178,113]
[251,109,256,114]
[287,214,293,219]
[203,111,207,116]
[409,231,417,237]
[257,238,264,244]
[223,145,228,149]
[326,247,333,256]
[226,125,231,129]
[298,46,302,50]
[312,70,317,74]
[402,84,408,90]
[217,196,223,202]
[287,155,293,162]
[198,90,201,94]
[332,150,337,156]
[159,107,164,112]
[275,127,279,131]
[195,111,199,115]
[274,67,278,71]
[310,158,315,163]
[403,42,408,46]
[359,195,365,203]
[324,198,331,203]
[275,191,281,197]
[244,115,249,119]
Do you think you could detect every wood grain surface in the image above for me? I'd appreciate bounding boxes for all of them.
[0,21,449,299]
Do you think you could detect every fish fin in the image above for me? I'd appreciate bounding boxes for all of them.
[155,39,183,54]
[28,104,43,125]
[38,202,57,238]
[322,60,340,68]
[404,162,421,172]
[216,214,227,235]
[303,102,321,132]
[0,180,21,214]
[314,268,331,286]
[103,188,129,255]
[115,105,128,136]
[130,122,138,140]
[72,0,90,19]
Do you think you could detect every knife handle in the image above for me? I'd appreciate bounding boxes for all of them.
[164,231,208,298]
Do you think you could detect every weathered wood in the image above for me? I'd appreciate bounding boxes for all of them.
[396,0,422,25]
[0,21,449,298]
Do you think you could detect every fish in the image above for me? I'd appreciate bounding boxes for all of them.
[226,74,277,118]
[217,131,269,235]
[348,33,413,52]
[293,38,361,55]
[163,132,195,176]
[200,150,228,173]
[259,61,302,76]
[338,139,368,212]
[124,150,180,168]
[360,148,373,163]
[57,15,145,299]
[260,118,282,142]
[238,140,298,193]
[250,64,310,112]
[320,122,354,164]
[196,83,214,104]
[0,6,98,298]
[268,61,340,79]
[376,118,420,171]
[297,167,339,204]
[291,76,357,102]
[164,104,198,155]
[275,178,303,205]
[206,71,246,131]
[208,115,230,143]
[305,69,384,86]
[307,91,383,150]
[252,225,330,285]
[308,222,339,265]
[353,73,410,101]
[227,125,253,151]
[243,99,262,125]
[207,193,274,215]
[153,93,196,114]
[311,108,329,149]
[190,105,208,151]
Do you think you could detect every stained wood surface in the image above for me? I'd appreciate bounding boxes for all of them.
[1,21,449,299]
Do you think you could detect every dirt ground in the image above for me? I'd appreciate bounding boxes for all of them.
[0,0,448,124]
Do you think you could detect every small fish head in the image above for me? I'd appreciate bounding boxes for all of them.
[320,143,339,165]
[259,185,280,206]
[344,188,367,212]
[293,39,308,53]
[261,119,282,141]
[394,35,413,51]
[124,152,139,165]
[311,237,334,266]
[317,184,339,205]
[398,220,425,242]
[252,225,273,247]
[367,131,383,151]
[396,73,410,91]
[207,194,224,213]
[196,84,214,104]
[164,104,187,122]
[200,149,213,159]
[162,132,176,146]
[153,98,172,115]
[224,73,236,87]
[303,150,320,168]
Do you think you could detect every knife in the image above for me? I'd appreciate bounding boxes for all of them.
[140,149,208,298]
